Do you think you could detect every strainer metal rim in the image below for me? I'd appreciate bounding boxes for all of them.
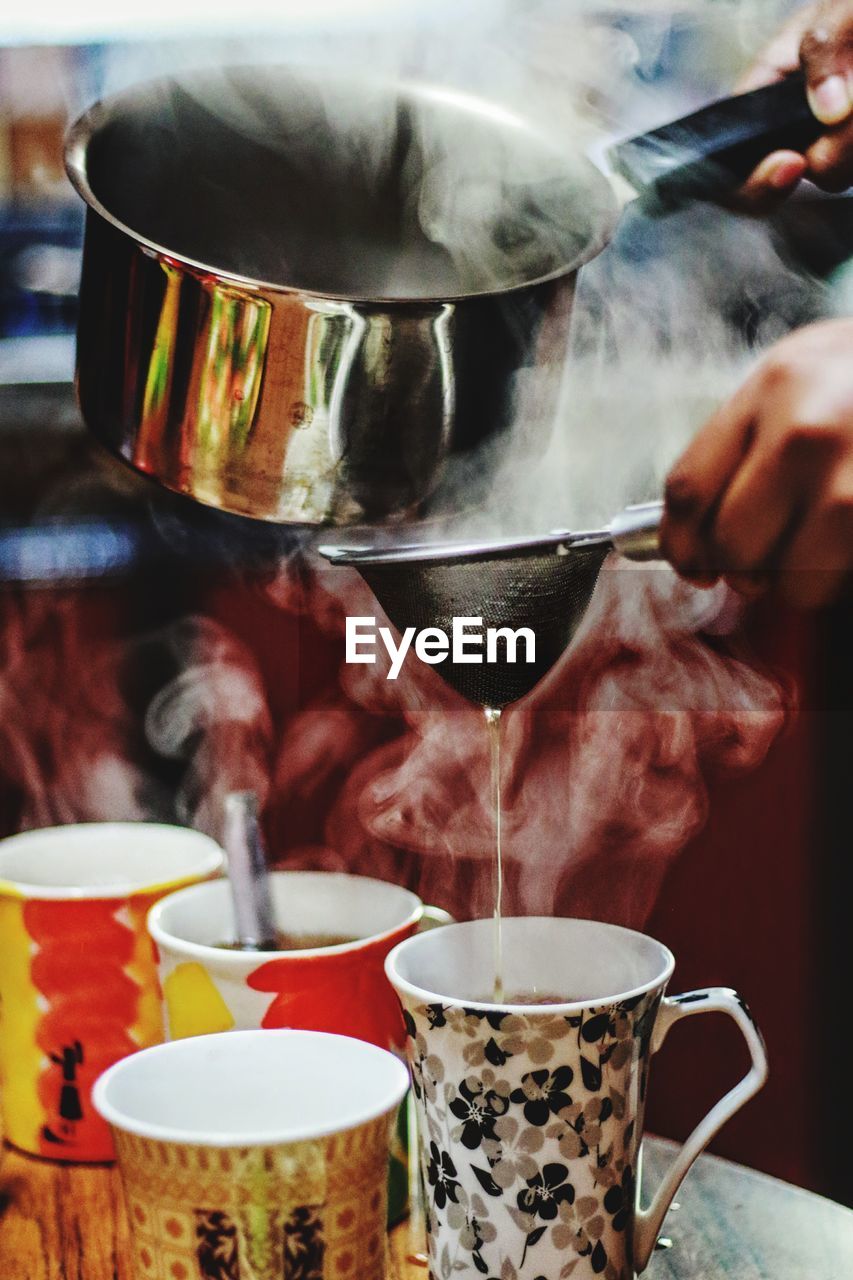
[318,526,612,568]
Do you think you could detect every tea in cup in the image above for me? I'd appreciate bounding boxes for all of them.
[147,872,441,1049]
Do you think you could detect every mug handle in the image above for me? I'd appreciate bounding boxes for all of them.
[418,905,454,932]
[633,987,768,1273]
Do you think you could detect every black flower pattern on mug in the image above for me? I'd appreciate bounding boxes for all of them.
[446,1008,530,1068]
[405,990,672,1279]
[449,1074,511,1150]
[603,1166,635,1232]
[511,1067,574,1126]
[517,1163,575,1220]
[424,1003,448,1028]
[427,1141,461,1210]
[412,1048,445,1105]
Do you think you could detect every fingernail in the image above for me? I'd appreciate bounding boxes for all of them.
[767,154,806,188]
[807,136,836,173]
[808,75,852,124]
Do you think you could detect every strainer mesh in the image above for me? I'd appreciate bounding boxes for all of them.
[359,542,608,707]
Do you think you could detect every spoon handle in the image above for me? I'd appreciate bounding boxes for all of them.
[223,791,277,951]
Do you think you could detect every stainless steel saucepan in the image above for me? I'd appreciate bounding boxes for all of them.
[65,67,819,527]
[65,66,616,526]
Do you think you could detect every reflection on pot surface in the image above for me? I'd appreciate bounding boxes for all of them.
[66,66,616,525]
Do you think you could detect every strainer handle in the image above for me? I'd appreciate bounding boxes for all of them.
[610,500,664,561]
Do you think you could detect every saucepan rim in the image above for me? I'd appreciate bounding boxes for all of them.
[64,66,618,305]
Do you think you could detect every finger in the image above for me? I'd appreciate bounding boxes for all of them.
[777,462,853,607]
[801,18,853,123]
[708,424,829,574]
[735,150,808,213]
[661,386,759,577]
[806,116,853,189]
[711,404,848,574]
[711,451,801,574]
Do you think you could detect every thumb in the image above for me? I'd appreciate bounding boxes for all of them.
[800,7,853,123]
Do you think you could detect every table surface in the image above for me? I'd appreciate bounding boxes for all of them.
[1,1135,852,1279]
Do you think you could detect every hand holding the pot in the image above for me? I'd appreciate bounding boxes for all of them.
[737,0,853,208]
[661,318,853,608]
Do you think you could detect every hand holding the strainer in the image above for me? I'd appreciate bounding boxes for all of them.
[737,0,853,206]
[661,317,853,608]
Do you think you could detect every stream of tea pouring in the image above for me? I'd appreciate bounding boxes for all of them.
[321,499,664,997]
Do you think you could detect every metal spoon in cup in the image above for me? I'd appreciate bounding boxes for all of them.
[223,791,278,952]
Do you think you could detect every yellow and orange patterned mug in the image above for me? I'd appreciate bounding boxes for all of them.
[0,823,223,1162]
[93,1028,410,1280]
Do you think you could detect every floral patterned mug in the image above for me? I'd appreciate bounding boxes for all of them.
[386,917,767,1280]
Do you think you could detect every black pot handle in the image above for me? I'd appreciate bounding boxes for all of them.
[608,70,822,205]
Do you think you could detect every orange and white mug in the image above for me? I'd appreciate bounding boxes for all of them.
[147,872,446,1050]
[0,823,223,1162]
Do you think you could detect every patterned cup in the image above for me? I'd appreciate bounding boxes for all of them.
[0,823,223,1162]
[93,1028,410,1280]
[148,872,450,1223]
[147,873,443,1048]
[386,917,768,1280]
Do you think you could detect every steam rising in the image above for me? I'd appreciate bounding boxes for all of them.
[0,601,271,842]
[263,559,790,927]
[0,593,148,828]
[143,616,272,838]
[1,0,811,928]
